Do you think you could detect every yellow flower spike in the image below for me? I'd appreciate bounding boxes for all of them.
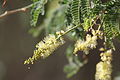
[73,39,88,54]
[86,34,97,49]
[95,61,112,80]
[74,34,98,54]
[95,49,112,80]
[100,49,112,62]
[24,34,65,64]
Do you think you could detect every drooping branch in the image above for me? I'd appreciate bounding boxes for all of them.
[0,1,41,18]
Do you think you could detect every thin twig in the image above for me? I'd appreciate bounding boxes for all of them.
[0,1,40,18]
[57,24,82,39]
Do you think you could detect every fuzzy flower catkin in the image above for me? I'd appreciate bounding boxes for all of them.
[95,49,112,80]
[74,34,97,54]
[24,34,64,64]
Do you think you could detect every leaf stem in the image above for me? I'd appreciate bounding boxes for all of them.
[57,24,82,39]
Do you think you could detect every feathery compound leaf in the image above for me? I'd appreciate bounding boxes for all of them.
[103,4,120,49]
[103,23,120,49]
[80,0,90,17]
[71,0,80,25]
[30,0,48,26]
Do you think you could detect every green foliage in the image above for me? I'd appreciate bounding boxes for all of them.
[45,5,67,34]
[80,0,90,17]
[102,0,120,49]
[71,0,80,25]
[64,45,86,78]
[30,0,48,26]
[103,22,120,49]
[83,17,93,31]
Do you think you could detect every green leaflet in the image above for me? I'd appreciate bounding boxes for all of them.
[70,0,91,30]
[80,0,90,17]
[83,17,92,31]
[30,0,48,26]
[104,22,120,49]
[71,0,80,25]
[103,0,120,49]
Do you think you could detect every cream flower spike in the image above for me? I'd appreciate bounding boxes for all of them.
[24,34,64,64]
[95,49,112,80]
[74,34,97,54]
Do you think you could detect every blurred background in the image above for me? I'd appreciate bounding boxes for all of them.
[0,0,120,80]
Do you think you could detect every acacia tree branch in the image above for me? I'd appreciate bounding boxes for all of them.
[0,1,40,18]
